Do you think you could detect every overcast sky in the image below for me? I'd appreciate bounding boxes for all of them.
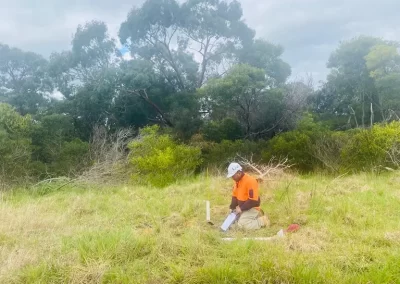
[1,0,399,85]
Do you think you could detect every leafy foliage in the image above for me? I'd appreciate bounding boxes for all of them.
[341,122,400,172]
[0,44,50,114]
[0,103,33,181]
[264,114,328,171]
[119,0,255,91]
[202,118,243,143]
[191,136,266,169]
[128,125,202,187]
[236,39,291,86]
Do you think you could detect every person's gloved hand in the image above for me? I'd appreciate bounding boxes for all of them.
[235,206,242,214]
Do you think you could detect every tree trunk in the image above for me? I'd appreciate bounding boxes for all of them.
[370,103,374,128]
[198,37,211,88]
[361,91,365,128]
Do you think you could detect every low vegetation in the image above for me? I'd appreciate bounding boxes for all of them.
[1,172,400,283]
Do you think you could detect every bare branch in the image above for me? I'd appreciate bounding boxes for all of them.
[123,88,174,127]
[77,127,135,185]
[236,154,292,183]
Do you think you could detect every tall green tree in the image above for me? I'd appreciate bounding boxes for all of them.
[119,0,255,91]
[200,64,287,139]
[0,44,50,114]
[365,44,400,120]
[235,39,291,86]
[48,20,118,100]
[313,36,389,128]
[48,21,122,138]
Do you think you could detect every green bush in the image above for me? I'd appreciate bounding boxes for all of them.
[189,134,267,170]
[311,131,350,173]
[341,122,400,171]
[206,140,266,169]
[50,139,90,176]
[263,130,316,171]
[261,120,400,172]
[31,114,76,163]
[201,118,243,143]
[0,103,33,182]
[128,125,202,187]
[263,113,327,171]
[31,115,89,178]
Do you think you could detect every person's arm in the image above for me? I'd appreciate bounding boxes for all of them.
[239,178,260,211]
[229,196,238,210]
[239,198,260,211]
[229,186,238,210]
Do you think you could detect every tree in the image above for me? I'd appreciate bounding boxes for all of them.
[47,21,124,139]
[200,64,287,139]
[314,36,387,128]
[365,44,400,120]
[202,117,243,142]
[235,39,291,86]
[119,0,255,91]
[65,68,119,140]
[0,44,50,114]
[48,21,118,100]
[282,80,314,130]
[0,103,33,180]
[116,59,174,128]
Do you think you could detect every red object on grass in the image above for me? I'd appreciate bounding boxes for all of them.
[286,224,300,233]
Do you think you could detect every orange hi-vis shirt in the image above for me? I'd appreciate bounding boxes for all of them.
[232,173,260,211]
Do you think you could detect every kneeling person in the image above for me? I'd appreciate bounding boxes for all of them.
[227,163,270,230]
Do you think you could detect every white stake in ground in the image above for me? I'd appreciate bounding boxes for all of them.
[206,201,214,225]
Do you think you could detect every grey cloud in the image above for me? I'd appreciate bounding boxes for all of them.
[240,0,400,82]
[0,0,143,55]
[0,0,399,83]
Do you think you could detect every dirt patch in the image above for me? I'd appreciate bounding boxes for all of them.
[285,227,330,252]
[0,247,40,280]
[384,231,400,243]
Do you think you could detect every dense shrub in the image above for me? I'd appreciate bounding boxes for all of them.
[263,120,400,173]
[263,130,315,171]
[31,114,89,178]
[31,114,76,163]
[311,131,350,173]
[50,139,90,176]
[0,103,33,182]
[129,125,202,187]
[263,113,328,171]
[341,122,400,171]
[202,118,243,143]
[190,134,267,170]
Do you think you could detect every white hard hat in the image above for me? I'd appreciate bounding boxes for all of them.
[227,162,242,178]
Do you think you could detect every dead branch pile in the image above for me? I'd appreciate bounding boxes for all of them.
[77,126,135,185]
[236,154,292,182]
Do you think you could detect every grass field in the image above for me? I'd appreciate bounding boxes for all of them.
[1,172,400,283]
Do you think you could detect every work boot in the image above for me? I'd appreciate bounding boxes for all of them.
[258,215,270,228]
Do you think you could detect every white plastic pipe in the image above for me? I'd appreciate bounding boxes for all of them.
[222,237,276,241]
[221,230,285,241]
